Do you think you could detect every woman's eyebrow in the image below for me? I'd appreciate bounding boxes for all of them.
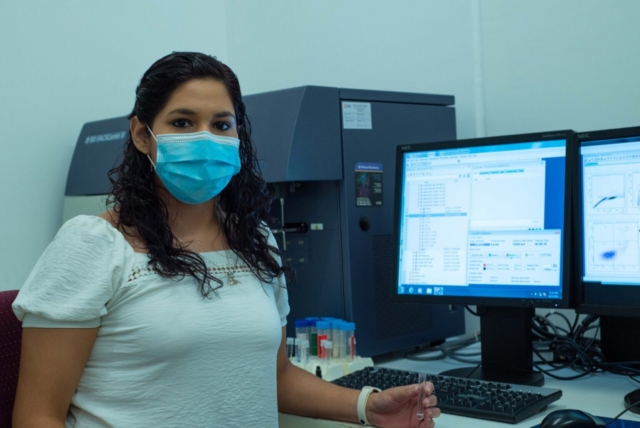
[214,111,236,119]
[167,107,196,116]
[166,108,235,119]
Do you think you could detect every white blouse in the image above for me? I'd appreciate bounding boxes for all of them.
[13,215,290,428]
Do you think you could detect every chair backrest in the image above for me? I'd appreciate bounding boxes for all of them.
[0,290,21,427]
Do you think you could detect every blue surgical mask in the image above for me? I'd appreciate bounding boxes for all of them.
[146,126,241,205]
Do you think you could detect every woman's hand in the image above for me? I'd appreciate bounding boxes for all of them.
[366,382,440,428]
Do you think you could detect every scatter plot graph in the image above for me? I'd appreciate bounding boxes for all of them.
[589,222,639,271]
[586,174,625,213]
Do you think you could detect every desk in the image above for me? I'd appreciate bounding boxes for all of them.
[279,355,640,427]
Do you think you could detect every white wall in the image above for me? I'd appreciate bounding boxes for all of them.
[226,0,480,140]
[0,0,228,291]
[481,0,640,136]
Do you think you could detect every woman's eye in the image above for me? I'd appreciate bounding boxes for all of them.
[214,122,231,131]
[172,119,190,128]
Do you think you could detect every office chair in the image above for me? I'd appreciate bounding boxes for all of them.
[0,290,21,427]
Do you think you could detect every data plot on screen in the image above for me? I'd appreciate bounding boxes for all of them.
[589,222,639,271]
[586,174,625,213]
[587,174,625,213]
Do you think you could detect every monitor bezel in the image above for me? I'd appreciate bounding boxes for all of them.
[391,130,576,309]
[574,126,640,318]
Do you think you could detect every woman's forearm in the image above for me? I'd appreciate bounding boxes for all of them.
[277,362,361,423]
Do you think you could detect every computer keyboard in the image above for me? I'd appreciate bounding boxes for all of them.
[331,366,562,424]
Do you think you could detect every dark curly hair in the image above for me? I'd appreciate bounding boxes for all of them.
[108,52,290,297]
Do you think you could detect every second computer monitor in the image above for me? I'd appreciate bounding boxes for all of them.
[575,126,640,365]
[576,127,640,316]
[393,130,575,385]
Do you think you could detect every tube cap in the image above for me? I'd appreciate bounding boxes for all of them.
[344,322,356,331]
[316,321,332,330]
[294,319,310,328]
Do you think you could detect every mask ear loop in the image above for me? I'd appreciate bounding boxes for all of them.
[147,154,156,171]
[145,125,158,172]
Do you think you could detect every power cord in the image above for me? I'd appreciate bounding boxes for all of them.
[404,334,481,364]
[413,309,640,381]
[605,400,640,426]
[533,314,640,380]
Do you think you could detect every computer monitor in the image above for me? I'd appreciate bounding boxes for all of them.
[575,126,640,365]
[393,130,575,386]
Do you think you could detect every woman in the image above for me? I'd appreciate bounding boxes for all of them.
[12,52,439,428]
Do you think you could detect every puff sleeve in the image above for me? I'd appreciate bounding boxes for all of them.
[12,215,132,328]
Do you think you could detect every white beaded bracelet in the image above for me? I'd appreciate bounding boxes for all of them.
[357,386,381,426]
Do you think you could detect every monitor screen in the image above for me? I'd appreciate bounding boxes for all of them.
[577,127,640,317]
[392,131,575,386]
[394,133,572,308]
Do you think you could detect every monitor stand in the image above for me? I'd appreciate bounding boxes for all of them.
[439,306,545,386]
[625,389,640,415]
[601,316,640,363]
[602,316,640,414]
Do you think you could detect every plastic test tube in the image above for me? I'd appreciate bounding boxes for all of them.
[331,321,343,358]
[344,322,356,360]
[331,321,344,359]
[325,340,333,363]
[316,321,332,359]
[320,339,327,360]
[293,337,300,362]
[295,319,309,341]
[305,318,319,356]
[294,319,309,362]
[301,339,310,366]
[417,372,427,420]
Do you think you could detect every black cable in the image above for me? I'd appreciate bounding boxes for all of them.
[605,400,640,426]
[465,305,488,316]
[569,312,580,336]
[404,335,481,362]
[544,311,573,334]
[464,362,483,379]
[536,319,640,380]
[408,313,640,382]
[404,351,446,362]
[441,337,482,357]
[530,315,608,378]
[533,364,593,380]
[440,342,482,363]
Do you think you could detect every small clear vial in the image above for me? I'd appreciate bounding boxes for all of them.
[416,372,428,420]
[295,319,310,342]
[330,321,342,358]
[294,337,302,363]
[316,321,332,359]
[305,318,319,356]
[343,322,356,360]
[302,339,310,365]
[335,322,346,359]
[325,340,333,363]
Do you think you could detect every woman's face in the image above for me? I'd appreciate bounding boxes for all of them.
[132,78,238,164]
